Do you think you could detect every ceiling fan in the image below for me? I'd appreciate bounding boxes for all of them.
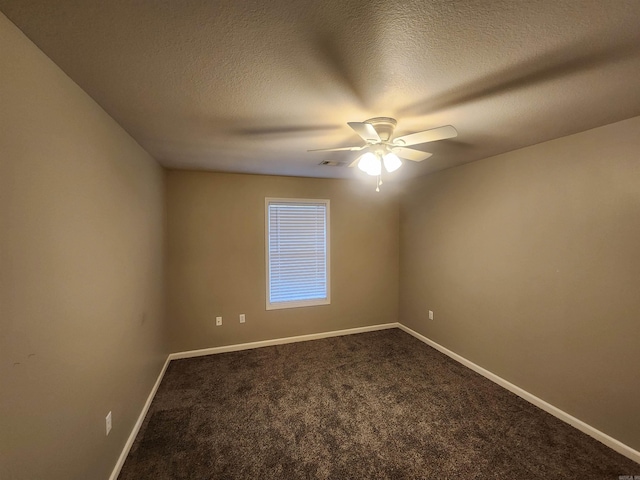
[309,117,457,190]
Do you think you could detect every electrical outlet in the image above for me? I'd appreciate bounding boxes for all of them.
[239,314,246,323]
[429,310,434,320]
[106,411,112,436]
[216,316,222,326]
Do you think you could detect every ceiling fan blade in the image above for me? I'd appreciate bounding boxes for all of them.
[235,124,342,137]
[347,122,381,143]
[392,147,433,162]
[348,157,360,168]
[394,125,457,146]
[307,145,365,152]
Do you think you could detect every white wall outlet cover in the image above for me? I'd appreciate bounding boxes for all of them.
[106,411,112,436]
[239,314,246,323]
[216,316,222,326]
[429,310,434,320]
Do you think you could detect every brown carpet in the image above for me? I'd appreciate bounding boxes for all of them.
[118,329,638,479]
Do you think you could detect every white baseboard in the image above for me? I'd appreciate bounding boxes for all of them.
[168,322,400,360]
[109,356,171,480]
[398,323,640,465]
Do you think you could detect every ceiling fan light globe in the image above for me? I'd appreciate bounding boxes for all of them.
[357,152,380,176]
[366,157,382,176]
[357,152,375,172]
[383,152,402,172]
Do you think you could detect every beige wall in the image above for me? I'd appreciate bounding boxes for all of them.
[166,171,399,352]
[399,115,640,451]
[0,13,166,480]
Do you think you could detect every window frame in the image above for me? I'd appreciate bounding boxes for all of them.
[265,197,331,311]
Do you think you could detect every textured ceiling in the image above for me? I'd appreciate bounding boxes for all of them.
[2,0,640,181]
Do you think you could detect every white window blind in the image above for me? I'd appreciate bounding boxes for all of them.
[265,198,330,310]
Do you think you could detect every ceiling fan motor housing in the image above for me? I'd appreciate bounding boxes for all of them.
[365,117,397,142]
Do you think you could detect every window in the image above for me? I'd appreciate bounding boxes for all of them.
[265,198,330,310]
